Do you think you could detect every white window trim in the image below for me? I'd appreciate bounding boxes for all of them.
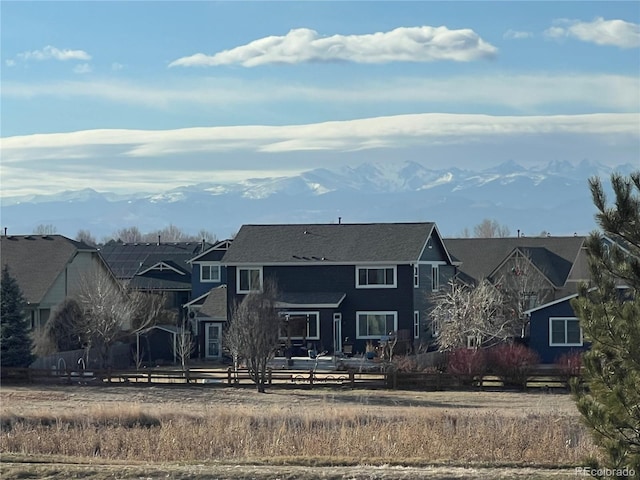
[279,311,320,340]
[413,265,419,288]
[200,262,221,283]
[236,266,263,294]
[355,266,397,289]
[413,311,420,339]
[356,311,398,339]
[549,317,583,347]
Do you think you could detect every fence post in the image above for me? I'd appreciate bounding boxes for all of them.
[148,371,152,384]
[349,371,355,389]
[107,368,112,384]
[268,368,273,385]
[308,370,314,389]
[227,367,232,386]
[185,368,190,384]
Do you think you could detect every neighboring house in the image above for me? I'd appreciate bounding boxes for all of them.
[99,240,212,322]
[0,234,116,329]
[525,293,589,363]
[222,222,456,355]
[445,236,589,333]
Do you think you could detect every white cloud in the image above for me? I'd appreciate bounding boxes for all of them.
[169,26,497,67]
[73,63,93,74]
[503,29,533,40]
[5,59,16,67]
[111,62,124,71]
[3,73,638,113]
[545,17,640,48]
[2,113,637,160]
[15,45,92,62]
[1,113,637,198]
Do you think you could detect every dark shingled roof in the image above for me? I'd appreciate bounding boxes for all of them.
[200,285,227,319]
[100,242,208,280]
[445,236,586,287]
[222,223,436,264]
[0,235,96,304]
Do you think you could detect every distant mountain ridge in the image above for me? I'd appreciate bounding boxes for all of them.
[1,160,634,240]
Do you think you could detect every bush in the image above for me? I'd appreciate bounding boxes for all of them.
[487,343,540,388]
[447,348,487,385]
[555,351,582,381]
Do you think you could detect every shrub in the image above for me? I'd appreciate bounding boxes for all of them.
[555,351,582,381]
[447,348,487,385]
[487,343,540,388]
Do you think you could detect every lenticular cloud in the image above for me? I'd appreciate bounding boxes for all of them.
[169,26,498,67]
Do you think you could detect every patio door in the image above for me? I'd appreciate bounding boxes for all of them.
[205,323,222,359]
[333,313,342,354]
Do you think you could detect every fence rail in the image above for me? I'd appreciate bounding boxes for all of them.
[0,366,577,391]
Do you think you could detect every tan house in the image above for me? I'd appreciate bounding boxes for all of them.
[0,234,117,329]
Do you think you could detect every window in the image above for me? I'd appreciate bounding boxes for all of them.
[431,318,441,337]
[467,335,482,349]
[431,265,440,292]
[237,267,262,293]
[200,263,221,283]
[549,317,583,346]
[413,265,419,288]
[356,312,397,339]
[413,311,420,339]
[280,312,320,340]
[356,266,396,288]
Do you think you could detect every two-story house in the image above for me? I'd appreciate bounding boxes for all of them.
[1,234,116,330]
[222,222,456,355]
[184,239,232,359]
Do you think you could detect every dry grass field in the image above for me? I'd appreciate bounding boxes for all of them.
[0,384,598,479]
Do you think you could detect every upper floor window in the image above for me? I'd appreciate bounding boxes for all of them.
[237,267,262,293]
[414,265,419,288]
[200,263,221,283]
[431,265,440,292]
[549,317,583,346]
[413,311,420,339]
[356,266,396,288]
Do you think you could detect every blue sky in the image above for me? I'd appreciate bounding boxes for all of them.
[1,1,639,197]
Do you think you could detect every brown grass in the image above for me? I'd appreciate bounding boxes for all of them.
[0,386,597,467]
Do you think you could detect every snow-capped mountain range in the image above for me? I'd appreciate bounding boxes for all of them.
[1,160,634,240]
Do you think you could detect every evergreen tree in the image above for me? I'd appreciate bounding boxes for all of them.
[571,172,640,477]
[1,265,34,367]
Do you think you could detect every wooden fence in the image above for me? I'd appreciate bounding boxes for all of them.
[1,366,577,392]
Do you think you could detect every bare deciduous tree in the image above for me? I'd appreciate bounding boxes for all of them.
[114,226,143,243]
[225,279,281,393]
[33,224,57,235]
[76,270,134,368]
[173,327,195,371]
[473,219,510,238]
[129,291,173,368]
[195,229,217,243]
[430,280,513,350]
[76,229,97,246]
[491,249,554,337]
